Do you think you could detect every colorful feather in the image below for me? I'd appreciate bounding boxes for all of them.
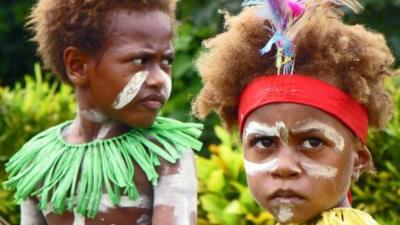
[242,0,363,74]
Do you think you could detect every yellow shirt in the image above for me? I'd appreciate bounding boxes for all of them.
[284,208,379,225]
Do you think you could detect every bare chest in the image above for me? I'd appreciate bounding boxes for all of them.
[43,164,154,225]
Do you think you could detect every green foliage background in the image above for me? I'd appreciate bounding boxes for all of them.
[0,0,399,224]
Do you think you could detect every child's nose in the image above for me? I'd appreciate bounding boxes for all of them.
[145,66,170,88]
[271,148,301,179]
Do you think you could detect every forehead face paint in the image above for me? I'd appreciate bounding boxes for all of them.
[113,70,149,110]
[300,162,338,179]
[244,158,279,176]
[293,120,345,152]
[244,121,289,145]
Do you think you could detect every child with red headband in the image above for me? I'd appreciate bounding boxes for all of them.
[193,0,396,224]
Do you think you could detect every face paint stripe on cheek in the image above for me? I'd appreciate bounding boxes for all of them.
[244,158,279,175]
[160,69,172,100]
[113,70,149,110]
[300,162,338,179]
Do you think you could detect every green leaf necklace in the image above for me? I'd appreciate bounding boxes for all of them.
[4,116,203,218]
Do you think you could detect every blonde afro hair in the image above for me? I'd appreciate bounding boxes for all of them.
[28,0,177,83]
[193,6,396,130]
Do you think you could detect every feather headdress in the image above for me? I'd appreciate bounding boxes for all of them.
[242,0,363,74]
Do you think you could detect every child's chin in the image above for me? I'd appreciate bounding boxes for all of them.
[125,115,158,128]
[271,207,321,225]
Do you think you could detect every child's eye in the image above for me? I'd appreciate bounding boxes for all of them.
[161,58,173,66]
[301,138,323,150]
[254,137,275,150]
[132,58,145,65]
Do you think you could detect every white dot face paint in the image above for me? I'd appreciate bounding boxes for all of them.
[113,71,149,110]
[153,151,197,225]
[244,121,289,146]
[244,158,279,176]
[300,162,338,179]
[292,120,345,152]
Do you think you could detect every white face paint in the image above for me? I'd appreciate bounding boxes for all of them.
[277,203,294,223]
[244,158,279,176]
[98,194,152,213]
[244,121,289,146]
[293,120,345,152]
[153,151,197,225]
[113,71,149,110]
[300,162,338,179]
[79,109,108,123]
[160,69,172,100]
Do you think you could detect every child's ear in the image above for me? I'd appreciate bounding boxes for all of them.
[64,46,90,86]
[352,143,372,181]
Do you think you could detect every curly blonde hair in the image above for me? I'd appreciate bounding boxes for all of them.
[193,6,396,130]
[28,0,177,83]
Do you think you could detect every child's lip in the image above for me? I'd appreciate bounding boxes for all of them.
[139,93,166,109]
[269,189,305,202]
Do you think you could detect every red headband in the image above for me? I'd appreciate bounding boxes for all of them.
[238,75,368,143]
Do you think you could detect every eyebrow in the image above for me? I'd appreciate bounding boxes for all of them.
[291,121,345,151]
[243,121,280,141]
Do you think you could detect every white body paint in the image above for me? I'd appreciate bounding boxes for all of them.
[79,109,108,123]
[21,199,47,225]
[153,151,197,225]
[301,162,338,179]
[244,121,288,145]
[244,158,279,175]
[137,214,151,225]
[42,204,54,217]
[98,194,152,212]
[73,209,85,225]
[95,121,116,140]
[293,120,345,152]
[113,71,149,110]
